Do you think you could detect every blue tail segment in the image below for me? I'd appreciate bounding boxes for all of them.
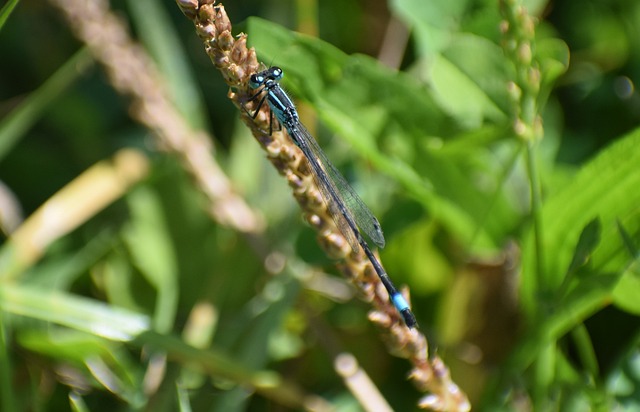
[392,293,417,328]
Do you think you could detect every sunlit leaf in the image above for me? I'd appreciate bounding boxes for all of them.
[0,285,150,341]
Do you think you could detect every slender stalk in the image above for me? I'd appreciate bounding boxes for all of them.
[500,0,545,300]
[525,140,545,292]
[500,1,551,408]
[174,2,470,410]
[571,324,599,379]
[0,316,16,412]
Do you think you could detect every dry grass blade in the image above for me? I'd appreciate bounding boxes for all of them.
[48,0,264,235]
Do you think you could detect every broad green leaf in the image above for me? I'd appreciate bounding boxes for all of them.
[391,0,469,57]
[411,137,522,244]
[521,128,640,313]
[428,53,504,128]
[612,257,640,314]
[383,219,453,293]
[433,34,510,125]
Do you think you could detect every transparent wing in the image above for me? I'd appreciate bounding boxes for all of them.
[288,122,385,251]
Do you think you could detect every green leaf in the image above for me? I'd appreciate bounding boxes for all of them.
[432,34,510,126]
[19,329,144,405]
[0,284,150,341]
[246,17,452,139]
[536,37,570,108]
[383,219,453,293]
[508,272,620,373]
[0,0,19,32]
[429,53,504,127]
[391,0,470,57]
[123,187,179,334]
[102,251,146,313]
[617,219,639,258]
[612,257,640,314]
[521,128,640,313]
[537,37,571,88]
[565,218,602,276]
[69,392,90,412]
[18,329,114,362]
[21,230,114,290]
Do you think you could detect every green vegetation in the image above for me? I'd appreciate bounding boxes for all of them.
[1,0,639,410]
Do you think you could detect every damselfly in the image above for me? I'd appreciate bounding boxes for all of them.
[246,66,417,328]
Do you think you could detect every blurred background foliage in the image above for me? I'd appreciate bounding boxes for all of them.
[1,0,640,411]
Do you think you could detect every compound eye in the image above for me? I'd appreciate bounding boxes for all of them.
[249,74,263,88]
[271,67,283,80]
